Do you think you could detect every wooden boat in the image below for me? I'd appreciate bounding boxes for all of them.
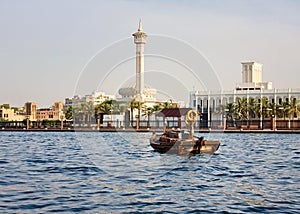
[149,108,220,155]
[150,131,220,155]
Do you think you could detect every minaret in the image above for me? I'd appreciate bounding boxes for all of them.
[132,19,147,101]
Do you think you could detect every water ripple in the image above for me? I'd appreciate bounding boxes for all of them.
[0,132,299,213]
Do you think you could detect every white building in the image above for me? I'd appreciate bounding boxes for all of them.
[190,61,300,127]
[237,62,272,90]
[65,91,115,108]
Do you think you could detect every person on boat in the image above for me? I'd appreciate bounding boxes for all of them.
[195,136,204,154]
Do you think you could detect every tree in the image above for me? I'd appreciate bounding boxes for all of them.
[129,99,144,122]
[95,100,120,126]
[161,101,176,109]
[65,106,73,120]
[142,106,154,128]
[129,100,137,124]
[268,102,277,118]
[248,97,257,119]
[288,98,300,128]
[225,102,236,121]
[235,97,247,120]
[73,104,84,124]
[288,98,300,118]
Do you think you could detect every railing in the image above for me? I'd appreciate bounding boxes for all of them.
[1,119,299,130]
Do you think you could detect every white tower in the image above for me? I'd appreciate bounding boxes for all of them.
[241,62,262,83]
[132,19,147,101]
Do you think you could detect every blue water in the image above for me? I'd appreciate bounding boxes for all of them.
[0,131,299,213]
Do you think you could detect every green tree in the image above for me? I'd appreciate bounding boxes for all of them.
[235,97,247,120]
[288,98,300,118]
[142,106,152,128]
[129,99,144,122]
[73,104,84,123]
[248,97,257,119]
[225,102,236,121]
[160,101,176,109]
[65,106,73,120]
[288,98,300,128]
[95,100,120,126]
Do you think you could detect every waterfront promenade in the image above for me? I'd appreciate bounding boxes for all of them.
[1,126,299,133]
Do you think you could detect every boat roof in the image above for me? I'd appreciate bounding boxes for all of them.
[157,108,192,117]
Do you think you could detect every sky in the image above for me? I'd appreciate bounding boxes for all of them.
[0,0,299,107]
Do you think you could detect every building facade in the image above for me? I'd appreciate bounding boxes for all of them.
[65,91,115,109]
[190,62,300,128]
[36,102,65,121]
[25,102,37,121]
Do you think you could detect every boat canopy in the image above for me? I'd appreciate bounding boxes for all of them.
[157,108,192,118]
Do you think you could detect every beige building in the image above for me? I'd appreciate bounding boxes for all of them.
[25,102,37,121]
[0,106,26,121]
[37,102,65,121]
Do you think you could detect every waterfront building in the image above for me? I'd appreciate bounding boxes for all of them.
[237,62,272,90]
[36,102,65,121]
[64,91,115,109]
[0,106,25,121]
[25,102,37,121]
[190,61,300,128]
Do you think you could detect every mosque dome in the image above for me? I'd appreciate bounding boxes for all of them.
[118,83,157,98]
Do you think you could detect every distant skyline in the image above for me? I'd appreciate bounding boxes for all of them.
[1,0,299,107]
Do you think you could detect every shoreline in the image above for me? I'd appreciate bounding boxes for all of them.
[0,128,299,134]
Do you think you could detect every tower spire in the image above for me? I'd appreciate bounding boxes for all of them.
[138,18,143,32]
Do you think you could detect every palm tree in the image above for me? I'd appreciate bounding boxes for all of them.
[160,101,176,109]
[82,102,95,125]
[142,106,154,128]
[288,98,300,128]
[248,97,257,118]
[151,104,163,128]
[130,99,137,125]
[262,97,271,118]
[268,102,277,118]
[235,98,247,126]
[129,99,144,121]
[73,104,85,124]
[95,100,120,127]
[225,102,236,127]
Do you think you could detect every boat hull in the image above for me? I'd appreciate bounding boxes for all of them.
[150,133,220,155]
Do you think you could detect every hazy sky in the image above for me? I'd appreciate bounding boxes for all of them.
[1,0,299,107]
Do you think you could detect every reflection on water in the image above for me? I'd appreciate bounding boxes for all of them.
[0,132,299,213]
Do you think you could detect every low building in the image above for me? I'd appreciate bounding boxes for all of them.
[0,106,26,121]
[25,102,37,121]
[65,91,115,108]
[36,102,64,121]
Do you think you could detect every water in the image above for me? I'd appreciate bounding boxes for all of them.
[0,131,299,213]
